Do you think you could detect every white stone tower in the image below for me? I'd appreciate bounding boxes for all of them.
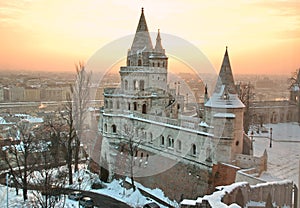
[205,47,245,163]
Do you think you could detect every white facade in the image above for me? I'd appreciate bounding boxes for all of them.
[99,9,245,182]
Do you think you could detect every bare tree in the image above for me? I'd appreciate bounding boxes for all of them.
[237,82,255,133]
[72,62,92,173]
[61,92,78,185]
[3,120,40,201]
[117,122,146,191]
[30,138,67,208]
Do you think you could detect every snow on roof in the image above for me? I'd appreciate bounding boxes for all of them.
[214,113,236,118]
[23,116,43,123]
[199,121,211,128]
[205,86,245,109]
[180,199,197,206]
[14,114,44,123]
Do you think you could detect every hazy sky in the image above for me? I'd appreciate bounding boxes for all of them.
[0,0,299,74]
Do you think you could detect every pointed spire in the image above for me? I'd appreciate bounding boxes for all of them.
[130,8,153,53]
[136,8,148,32]
[154,29,164,53]
[214,47,237,94]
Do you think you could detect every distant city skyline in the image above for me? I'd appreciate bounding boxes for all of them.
[0,0,299,75]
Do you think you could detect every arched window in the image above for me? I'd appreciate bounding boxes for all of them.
[112,124,117,133]
[138,59,142,66]
[192,144,196,156]
[133,102,137,110]
[142,103,147,114]
[104,123,107,132]
[105,100,108,108]
[109,100,113,109]
[160,135,165,146]
[177,140,182,151]
[140,152,144,158]
[133,80,138,90]
[168,136,174,148]
[158,62,160,67]
[140,80,145,91]
[127,59,130,66]
[128,103,131,110]
[125,80,128,90]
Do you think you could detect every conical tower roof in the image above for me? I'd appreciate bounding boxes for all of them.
[130,8,153,53]
[214,47,237,94]
[154,29,164,53]
[205,47,244,109]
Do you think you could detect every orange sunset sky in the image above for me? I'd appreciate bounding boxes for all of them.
[0,0,299,75]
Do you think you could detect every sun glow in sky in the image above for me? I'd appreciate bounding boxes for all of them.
[0,0,299,74]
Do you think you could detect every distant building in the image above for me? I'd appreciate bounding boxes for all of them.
[0,86,4,102]
[24,87,40,102]
[8,86,25,102]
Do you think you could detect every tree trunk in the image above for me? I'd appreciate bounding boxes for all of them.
[67,140,73,185]
[74,138,80,173]
[130,155,136,191]
[23,174,28,201]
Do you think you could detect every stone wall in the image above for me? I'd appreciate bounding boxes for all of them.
[235,151,267,174]
[124,153,212,201]
[235,168,266,185]
[180,180,294,208]
[212,162,240,188]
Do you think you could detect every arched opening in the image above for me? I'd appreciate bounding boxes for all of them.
[168,136,174,148]
[128,102,131,110]
[112,124,117,133]
[104,123,107,132]
[133,80,138,90]
[124,80,128,90]
[142,103,147,114]
[138,59,142,66]
[192,144,196,156]
[127,59,130,66]
[140,80,145,91]
[133,102,137,110]
[161,135,165,146]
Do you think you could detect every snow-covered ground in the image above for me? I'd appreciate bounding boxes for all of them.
[1,122,298,207]
[252,122,300,185]
[0,167,177,207]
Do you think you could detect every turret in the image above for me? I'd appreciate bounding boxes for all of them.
[205,47,245,163]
